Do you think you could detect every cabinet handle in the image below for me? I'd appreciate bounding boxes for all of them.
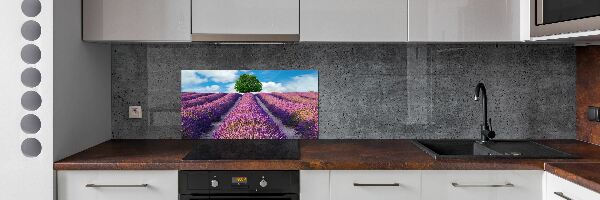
[85,184,149,188]
[553,192,573,200]
[451,182,514,187]
[353,183,400,187]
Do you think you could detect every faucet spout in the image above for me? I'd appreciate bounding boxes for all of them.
[474,83,495,142]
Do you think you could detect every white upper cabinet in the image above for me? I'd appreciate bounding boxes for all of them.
[80,0,535,42]
[300,0,408,42]
[409,0,530,42]
[191,0,300,41]
[83,0,191,42]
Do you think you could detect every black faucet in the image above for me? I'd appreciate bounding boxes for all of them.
[474,83,495,142]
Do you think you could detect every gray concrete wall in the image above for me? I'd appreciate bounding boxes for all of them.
[111,43,576,139]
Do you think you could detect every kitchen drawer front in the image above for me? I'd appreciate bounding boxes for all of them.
[330,170,420,200]
[57,170,178,200]
[421,170,543,200]
[545,172,600,200]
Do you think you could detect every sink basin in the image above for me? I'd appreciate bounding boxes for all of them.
[412,140,577,160]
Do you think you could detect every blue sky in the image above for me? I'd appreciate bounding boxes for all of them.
[181,70,318,93]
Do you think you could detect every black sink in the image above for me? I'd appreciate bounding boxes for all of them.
[412,140,577,160]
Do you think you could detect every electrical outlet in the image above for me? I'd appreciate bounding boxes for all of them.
[129,106,142,119]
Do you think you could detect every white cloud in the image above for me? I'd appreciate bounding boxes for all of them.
[182,85,221,93]
[225,83,237,93]
[284,74,318,92]
[181,70,207,85]
[261,82,286,92]
[195,70,239,83]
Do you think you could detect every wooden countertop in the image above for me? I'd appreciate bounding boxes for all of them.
[54,139,600,170]
[54,139,600,193]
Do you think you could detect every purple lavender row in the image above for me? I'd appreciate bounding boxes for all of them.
[270,92,318,107]
[256,93,318,139]
[181,92,199,97]
[181,92,213,102]
[294,92,318,100]
[213,93,285,139]
[181,93,226,109]
[181,93,241,139]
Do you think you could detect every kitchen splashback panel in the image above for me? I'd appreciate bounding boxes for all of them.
[181,70,319,139]
[112,43,575,139]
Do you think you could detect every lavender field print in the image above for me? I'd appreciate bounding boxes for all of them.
[181,70,319,139]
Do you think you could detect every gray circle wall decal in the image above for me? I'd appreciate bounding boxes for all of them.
[21,44,41,64]
[21,68,41,88]
[20,114,41,134]
[21,138,42,157]
[21,0,41,17]
[21,20,41,41]
[21,91,42,111]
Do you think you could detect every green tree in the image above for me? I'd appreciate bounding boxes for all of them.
[234,74,262,93]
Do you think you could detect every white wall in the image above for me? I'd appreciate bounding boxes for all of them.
[0,0,54,199]
[53,0,112,161]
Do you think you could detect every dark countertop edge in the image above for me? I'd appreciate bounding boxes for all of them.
[545,162,600,194]
[54,161,544,171]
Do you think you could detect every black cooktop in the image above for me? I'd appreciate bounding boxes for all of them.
[183,140,300,160]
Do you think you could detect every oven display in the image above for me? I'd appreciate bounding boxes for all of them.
[232,177,248,185]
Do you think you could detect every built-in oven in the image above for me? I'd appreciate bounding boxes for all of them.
[179,171,299,200]
[532,0,600,37]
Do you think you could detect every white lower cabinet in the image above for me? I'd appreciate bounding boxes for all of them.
[421,170,543,200]
[300,170,545,200]
[330,170,421,200]
[56,170,600,200]
[545,172,600,200]
[301,170,331,200]
[57,170,178,200]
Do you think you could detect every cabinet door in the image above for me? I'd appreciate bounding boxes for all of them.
[57,170,178,200]
[545,172,600,200]
[301,0,408,42]
[192,0,299,35]
[82,0,191,41]
[330,170,420,200]
[409,0,529,42]
[300,170,330,200]
[421,170,542,200]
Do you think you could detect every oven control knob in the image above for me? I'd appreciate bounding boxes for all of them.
[259,179,268,188]
[211,180,219,188]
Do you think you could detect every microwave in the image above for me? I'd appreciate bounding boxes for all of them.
[532,0,600,37]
